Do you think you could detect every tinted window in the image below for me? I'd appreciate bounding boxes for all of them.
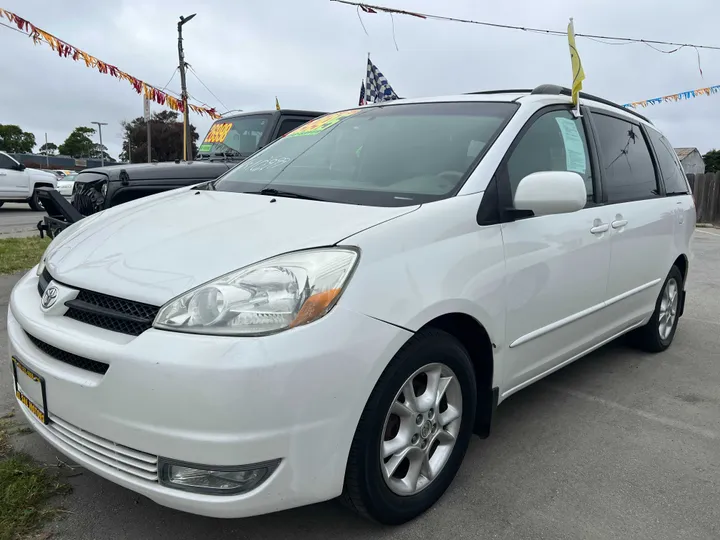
[507,109,593,201]
[647,129,689,195]
[277,119,310,138]
[215,102,518,207]
[593,114,658,203]
[0,153,16,169]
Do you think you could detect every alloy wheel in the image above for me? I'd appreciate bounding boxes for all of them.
[380,363,463,496]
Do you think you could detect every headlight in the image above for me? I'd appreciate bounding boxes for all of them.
[153,247,359,336]
[36,253,47,277]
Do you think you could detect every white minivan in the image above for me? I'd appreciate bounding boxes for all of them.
[7,85,695,525]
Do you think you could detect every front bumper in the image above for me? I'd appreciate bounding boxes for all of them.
[7,269,411,518]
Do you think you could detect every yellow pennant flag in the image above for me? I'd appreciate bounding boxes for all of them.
[275,96,281,111]
[567,18,585,107]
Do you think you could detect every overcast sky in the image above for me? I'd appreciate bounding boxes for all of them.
[1,0,719,159]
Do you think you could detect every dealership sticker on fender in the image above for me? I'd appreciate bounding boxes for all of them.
[12,357,49,425]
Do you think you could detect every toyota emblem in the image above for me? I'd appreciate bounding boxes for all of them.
[41,286,59,309]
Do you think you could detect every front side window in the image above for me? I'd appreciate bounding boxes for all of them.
[276,119,310,138]
[506,109,594,202]
[646,128,690,195]
[0,153,17,169]
[213,102,518,207]
[592,113,659,203]
[197,115,272,158]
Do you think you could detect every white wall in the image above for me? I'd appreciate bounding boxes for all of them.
[681,151,706,175]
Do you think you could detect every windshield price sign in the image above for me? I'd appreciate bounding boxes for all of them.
[204,123,232,143]
[287,110,361,138]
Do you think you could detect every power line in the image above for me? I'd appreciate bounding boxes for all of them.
[161,67,179,93]
[187,66,230,113]
[0,20,26,35]
[334,0,720,51]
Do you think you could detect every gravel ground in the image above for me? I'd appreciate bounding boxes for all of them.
[1,229,719,540]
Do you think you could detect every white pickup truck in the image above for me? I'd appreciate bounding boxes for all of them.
[0,151,57,210]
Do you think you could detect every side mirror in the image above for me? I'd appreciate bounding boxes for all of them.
[513,171,587,217]
[15,163,26,171]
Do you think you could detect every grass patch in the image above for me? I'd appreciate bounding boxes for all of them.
[0,414,70,540]
[0,237,50,275]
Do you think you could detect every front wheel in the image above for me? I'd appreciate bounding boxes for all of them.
[631,265,683,352]
[27,189,44,212]
[342,329,477,525]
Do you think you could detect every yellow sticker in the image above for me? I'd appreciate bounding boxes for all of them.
[287,110,361,137]
[203,122,233,144]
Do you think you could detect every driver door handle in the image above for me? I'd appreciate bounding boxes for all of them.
[611,219,628,229]
[590,223,609,234]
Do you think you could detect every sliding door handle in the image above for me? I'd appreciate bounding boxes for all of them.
[611,219,628,229]
[590,223,609,234]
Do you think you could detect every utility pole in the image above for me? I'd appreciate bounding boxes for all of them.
[177,13,196,161]
[144,95,152,163]
[44,133,49,167]
[91,121,108,167]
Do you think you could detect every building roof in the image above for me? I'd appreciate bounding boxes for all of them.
[674,147,699,160]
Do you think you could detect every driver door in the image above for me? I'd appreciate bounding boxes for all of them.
[0,153,26,198]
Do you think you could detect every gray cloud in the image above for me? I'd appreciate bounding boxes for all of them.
[2,0,720,158]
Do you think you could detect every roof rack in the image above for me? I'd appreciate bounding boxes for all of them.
[530,84,651,124]
[466,89,532,96]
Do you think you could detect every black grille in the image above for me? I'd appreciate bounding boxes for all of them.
[71,177,107,216]
[64,290,160,336]
[37,268,52,296]
[25,333,109,375]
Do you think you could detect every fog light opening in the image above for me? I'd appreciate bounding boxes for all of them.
[159,458,281,495]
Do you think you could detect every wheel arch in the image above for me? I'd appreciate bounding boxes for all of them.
[672,253,688,284]
[419,313,498,438]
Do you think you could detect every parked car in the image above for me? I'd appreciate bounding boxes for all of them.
[0,152,57,210]
[68,109,324,217]
[8,85,695,525]
[56,172,77,200]
[42,169,66,179]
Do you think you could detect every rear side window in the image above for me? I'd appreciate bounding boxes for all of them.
[507,109,594,201]
[646,129,690,195]
[592,114,659,203]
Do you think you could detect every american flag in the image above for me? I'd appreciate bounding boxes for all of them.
[359,80,366,106]
[365,58,399,104]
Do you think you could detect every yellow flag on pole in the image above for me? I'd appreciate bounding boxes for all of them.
[275,96,281,111]
[567,18,585,107]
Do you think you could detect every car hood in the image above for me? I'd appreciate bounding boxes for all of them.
[80,160,235,182]
[45,189,418,305]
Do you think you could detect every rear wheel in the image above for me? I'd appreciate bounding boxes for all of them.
[631,265,683,352]
[27,189,44,211]
[342,329,477,525]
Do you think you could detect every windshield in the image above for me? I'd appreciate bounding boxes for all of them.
[213,102,517,206]
[197,115,272,158]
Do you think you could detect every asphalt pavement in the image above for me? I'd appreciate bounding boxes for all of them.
[1,230,719,539]
[0,202,44,237]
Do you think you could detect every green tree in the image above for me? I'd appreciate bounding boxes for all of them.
[58,126,97,158]
[38,142,58,155]
[119,111,198,163]
[702,149,720,173]
[0,124,36,153]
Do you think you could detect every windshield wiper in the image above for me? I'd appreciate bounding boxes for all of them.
[247,188,326,201]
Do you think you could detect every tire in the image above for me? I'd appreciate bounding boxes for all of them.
[27,189,44,212]
[631,265,684,353]
[342,329,477,525]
